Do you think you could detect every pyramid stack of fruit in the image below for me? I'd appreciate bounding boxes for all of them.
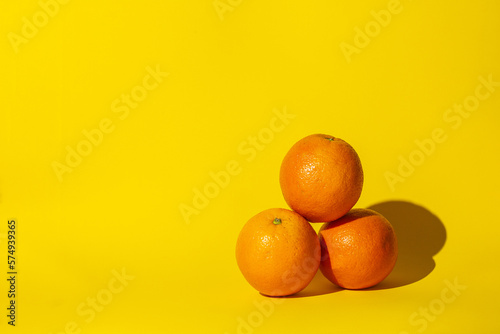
[236,134,398,296]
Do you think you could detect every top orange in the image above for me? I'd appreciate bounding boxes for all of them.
[279,134,363,222]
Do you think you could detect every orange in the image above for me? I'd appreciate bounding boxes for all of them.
[236,208,320,296]
[279,134,363,223]
[319,208,398,289]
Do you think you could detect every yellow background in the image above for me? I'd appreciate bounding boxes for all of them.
[1,0,499,333]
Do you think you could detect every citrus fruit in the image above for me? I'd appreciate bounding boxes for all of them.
[279,134,364,223]
[236,208,320,296]
[318,208,398,289]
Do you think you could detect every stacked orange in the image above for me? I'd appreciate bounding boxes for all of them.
[236,134,398,296]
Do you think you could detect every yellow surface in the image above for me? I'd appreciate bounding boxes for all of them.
[1,0,499,333]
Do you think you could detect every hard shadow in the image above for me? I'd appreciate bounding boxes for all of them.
[283,270,342,298]
[367,200,446,289]
[262,200,446,298]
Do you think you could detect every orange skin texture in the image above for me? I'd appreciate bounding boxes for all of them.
[319,208,398,289]
[280,134,364,223]
[236,208,321,296]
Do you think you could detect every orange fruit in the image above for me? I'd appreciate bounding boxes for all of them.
[279,134,363,223]
[236,208,320,296]
[319,208,398,289]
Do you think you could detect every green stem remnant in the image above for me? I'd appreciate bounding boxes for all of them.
[325,137,335,141]
[273,218,282,225]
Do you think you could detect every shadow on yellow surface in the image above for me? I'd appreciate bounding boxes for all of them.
[286,270,343,298]
[277,200,446,298]
[367,200,447,290]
